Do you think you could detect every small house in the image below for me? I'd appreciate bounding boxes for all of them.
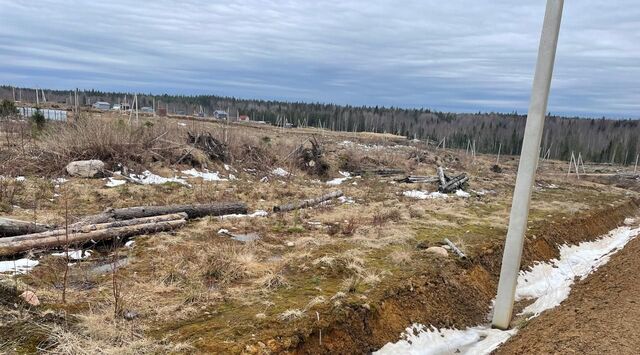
[92,101,111,111]
[239,115,250,121]
[213,110,229,120]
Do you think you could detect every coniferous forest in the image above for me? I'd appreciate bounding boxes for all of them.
[2,85,638,165]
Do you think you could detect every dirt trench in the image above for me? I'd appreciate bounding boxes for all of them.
[494,232,640,354]
[255,198,640,354]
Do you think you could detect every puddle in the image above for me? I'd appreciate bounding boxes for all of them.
[88,258,129,275]
[230,233,260,243]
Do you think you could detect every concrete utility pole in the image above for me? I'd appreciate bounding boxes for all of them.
[492,0,564,330]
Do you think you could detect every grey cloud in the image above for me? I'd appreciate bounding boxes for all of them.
[0,0,638,117]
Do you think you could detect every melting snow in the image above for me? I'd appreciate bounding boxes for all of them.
[403,190,448,199]
[455,190,471,198]
[105,177,126,187]
[129,171,189,186]
[516,226,640,316]
[0,258,39,274]
[182,168,228,182]
[51,249,92,260]
[338,196,355,204]
[272,168,289,177]
[220,210,269,219]
[327,172,352,185]
[377,325,516,355]
[53,177,68,185]
[376,225,640,355]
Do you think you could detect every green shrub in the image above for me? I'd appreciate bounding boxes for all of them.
[30,108,46,130]
[0,99,18,118]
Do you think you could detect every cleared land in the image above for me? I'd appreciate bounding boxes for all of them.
[0,111,639,353]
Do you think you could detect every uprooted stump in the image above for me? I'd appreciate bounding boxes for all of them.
[187,132,230,162]
[437,166,469,193]
[296,136,330,177]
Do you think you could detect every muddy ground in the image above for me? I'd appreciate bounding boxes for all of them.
[495,227,640,355]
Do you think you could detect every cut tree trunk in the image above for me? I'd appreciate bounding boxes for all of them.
[0,219,186,257]
[353,168,404,177]
[437,167,447,187]
[0,218,51,238]
[439,174,469,193]
[2,213,188,244]
[273,190,343,212]
[73,202,247,226]
[398,176,439,183]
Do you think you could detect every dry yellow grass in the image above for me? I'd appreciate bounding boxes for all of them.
[1,110,637,353]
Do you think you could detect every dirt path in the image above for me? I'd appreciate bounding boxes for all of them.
[495,234,640,354]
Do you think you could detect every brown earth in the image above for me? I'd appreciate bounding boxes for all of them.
[261,199,640,354]
[495,225,640,355]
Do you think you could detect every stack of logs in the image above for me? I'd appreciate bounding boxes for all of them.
[437,167,469,193]
[0,202,247,257]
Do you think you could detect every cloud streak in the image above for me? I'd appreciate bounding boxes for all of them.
[0,0,638,117]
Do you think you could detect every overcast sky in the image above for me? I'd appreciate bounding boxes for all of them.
[1,1,638,118]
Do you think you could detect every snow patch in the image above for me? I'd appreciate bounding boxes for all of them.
[129,171,189,186]
[0,258,39,274]
[51,249,92,260]
[402,190,448,200]
[455,190,470,198]
[53,177,68,185]
[516,226,640,317]
[376,325,516,355]
[182,168,228,182]
[338,196,355,204]
[272,168,289,177]
[325,172,351,186]
[220,210,269,219]
[105,177,126,187]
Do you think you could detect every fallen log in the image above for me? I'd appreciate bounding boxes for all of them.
[73,202,247,227]
[273,190,343,212]
[0,219,186,257]
[0,218,51,238]
[398,176,439,184]
[2,213,188,244]
[353,168,404,177]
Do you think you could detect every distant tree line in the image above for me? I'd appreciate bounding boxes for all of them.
[2,85,639,164]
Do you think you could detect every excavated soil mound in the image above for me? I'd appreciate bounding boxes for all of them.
[495,231,640,354]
